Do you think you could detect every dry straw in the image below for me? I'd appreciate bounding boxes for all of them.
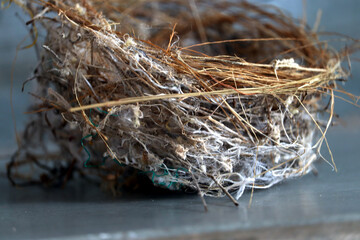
[6,0,356,206]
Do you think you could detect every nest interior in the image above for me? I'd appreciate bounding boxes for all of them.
[7,0,349,201]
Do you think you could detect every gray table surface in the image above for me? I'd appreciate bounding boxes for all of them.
[1,1,360,239]
[1,121,360,240]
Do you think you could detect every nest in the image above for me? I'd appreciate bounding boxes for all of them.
[8,0,350,202]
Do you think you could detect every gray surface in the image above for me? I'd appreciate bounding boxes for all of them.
[1,1,360,240]
[1,124,360,240]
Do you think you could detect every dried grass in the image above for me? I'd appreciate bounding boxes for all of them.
[6,0,356,203]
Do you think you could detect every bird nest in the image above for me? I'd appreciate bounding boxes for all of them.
[7,0,350,204]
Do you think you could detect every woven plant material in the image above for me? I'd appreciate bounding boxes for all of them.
[7,0,350,200]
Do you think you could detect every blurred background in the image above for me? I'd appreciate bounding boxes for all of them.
[0,1,359,239]
[1,0,359,156]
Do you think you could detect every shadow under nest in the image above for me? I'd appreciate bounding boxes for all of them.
[7,0,349,206]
